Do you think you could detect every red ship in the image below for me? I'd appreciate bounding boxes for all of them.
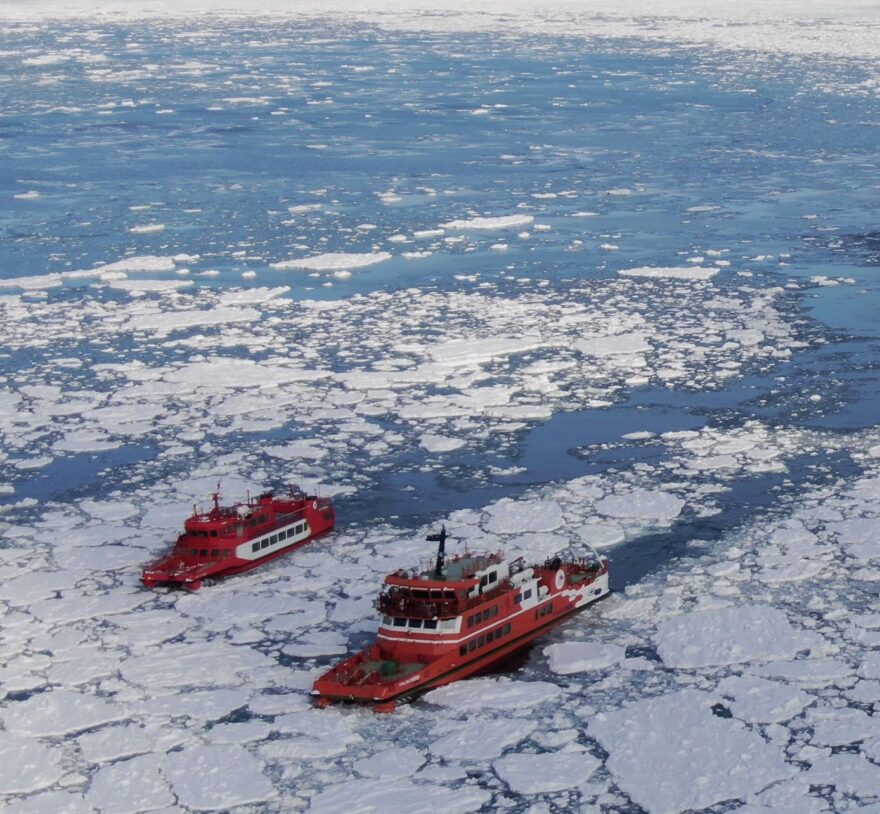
[312,527,609,711]
[141,486,334,590]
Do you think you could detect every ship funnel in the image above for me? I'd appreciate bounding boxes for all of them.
[426,525,449,578]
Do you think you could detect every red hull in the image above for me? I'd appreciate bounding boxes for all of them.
[313,540,610,710]
[142,488,334,589]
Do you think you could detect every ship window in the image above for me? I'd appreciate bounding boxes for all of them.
[251,542,259,553]
[459,645,467,656]
[412,589,428,599]
[270,534,278,545]
[477,635,485,647]
[503,623,511,635]
[523,589,532,600]
[467,615,475,628]
[393,617,407,627]
[514,593,522,604]
[430,589,443,599]
[277,530,286,540]
[210,530,218,537]
[423,620,437,630]
[409,618,422,629]
[468,640,477,652]
[211,549,219,557]
[382,615,392,625]
[487,571,497,583]
[261,539,270,549]
[480,575,488,588]
[199,549,208,557]
[440,619,456,630]
[444,590,456,600]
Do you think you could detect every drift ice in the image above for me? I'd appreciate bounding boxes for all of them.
[312,527,610,710]
[141,486,334,590]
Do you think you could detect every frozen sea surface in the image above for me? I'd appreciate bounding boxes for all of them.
[1,12,880,814]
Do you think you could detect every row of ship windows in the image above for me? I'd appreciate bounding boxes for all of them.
[250,522,308,553]
[459,623,512,656]
[536,601,554,619]
[181,548,232,559]
[381,616,460,631]
[467,604,499,628]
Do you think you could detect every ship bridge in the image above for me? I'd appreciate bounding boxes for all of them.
[378,550,511,619]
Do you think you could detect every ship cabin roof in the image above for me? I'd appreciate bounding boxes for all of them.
[182,489,311,540]
[385,551,504,590]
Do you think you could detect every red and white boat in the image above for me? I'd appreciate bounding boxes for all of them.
[312,527,609,711]
[141,486,334,590]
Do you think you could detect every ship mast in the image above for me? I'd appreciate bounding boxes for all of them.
[426,525,449,578]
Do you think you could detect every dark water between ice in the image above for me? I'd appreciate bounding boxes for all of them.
[2,21,879,587]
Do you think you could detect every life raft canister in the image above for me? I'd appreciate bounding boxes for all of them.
[554,569,566,590]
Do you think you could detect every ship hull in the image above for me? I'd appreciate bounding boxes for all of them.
[142,493,335,589]
[141,525,333,589]
[312,570,609,709]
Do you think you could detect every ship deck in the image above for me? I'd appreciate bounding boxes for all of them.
[358,659,422,683]
[437,553,497,581]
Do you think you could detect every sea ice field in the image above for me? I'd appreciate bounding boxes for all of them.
[1,2,880,812]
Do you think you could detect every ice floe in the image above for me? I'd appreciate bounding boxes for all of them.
[440,214,534,230]
[164,745,274,810]
[590,689,794,814]
[494,750,600,794]
[270,252,391,271]
[618,266,719,281]
[655,605,825,669]
[543,641,626,674]
[307,779,490,814]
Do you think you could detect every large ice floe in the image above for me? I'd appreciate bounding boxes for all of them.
[0,271,810,500]
[2,392,880,811]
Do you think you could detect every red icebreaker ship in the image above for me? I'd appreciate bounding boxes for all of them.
[141,486,334,590]
[312,527,609,711]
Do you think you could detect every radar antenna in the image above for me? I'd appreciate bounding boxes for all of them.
[426,525,450,579]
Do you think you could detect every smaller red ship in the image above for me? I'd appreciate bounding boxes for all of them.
[312,527,609,711]
[141,486,334,590]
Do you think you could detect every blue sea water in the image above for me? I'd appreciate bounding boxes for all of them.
[3,21,878,536]
[3,18,880,814]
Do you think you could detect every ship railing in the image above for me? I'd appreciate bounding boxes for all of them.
[336,664,381,687]
[231,508,307,537]
[376,593,465,618]
[376,586,509,619]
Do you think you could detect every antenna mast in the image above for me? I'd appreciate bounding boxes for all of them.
[426,525,449,579]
